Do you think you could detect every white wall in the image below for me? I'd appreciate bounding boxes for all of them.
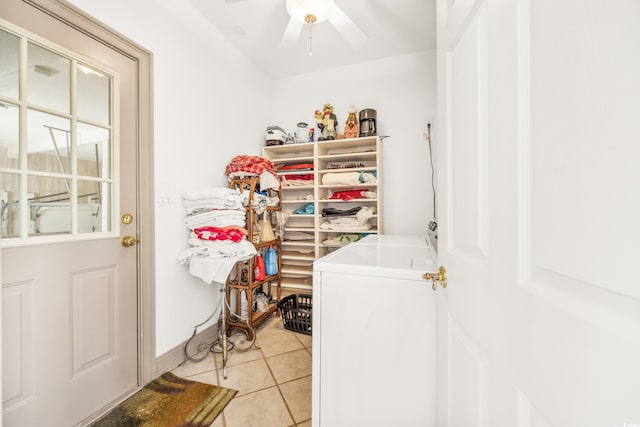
[67,0,272,356]
[270,51,437,235]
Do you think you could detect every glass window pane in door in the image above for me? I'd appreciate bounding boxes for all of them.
[27,42,70,113]
[28,176,71,236]
[27,109,71,174]
[0,29,20,100]
[78,180,110,233]
[78,122,110,178]
[0,172,20,238]
[77,64,110,125]
[0,102,19,169]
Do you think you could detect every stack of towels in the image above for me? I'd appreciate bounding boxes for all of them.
[178,187,256,284]
[319,206,376,231]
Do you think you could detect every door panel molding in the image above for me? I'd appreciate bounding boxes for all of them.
[516,0,532,286]
[448,313,489,427]
[522,272,640,345]
[446,1,489,261]
[70,266,117,377]
[1,281,35,410]
[517,390,554,427]
[515,0,640,345]
[445,0,485,48]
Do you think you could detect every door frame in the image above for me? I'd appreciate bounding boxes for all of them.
[2,0,156,406]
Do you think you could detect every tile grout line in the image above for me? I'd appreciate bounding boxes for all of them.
[263,353,298,427]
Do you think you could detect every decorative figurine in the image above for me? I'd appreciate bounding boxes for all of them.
[343,105,359,139]
[315,103,338,141]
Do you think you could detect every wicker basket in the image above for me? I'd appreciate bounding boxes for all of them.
[278,294,312,335]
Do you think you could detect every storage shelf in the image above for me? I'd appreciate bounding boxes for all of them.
[318,166,377,174]
[318,199,379,203]
[226,175,281,341]
[282,266,313,276]
[281,185,315,191]
[263,136,382,293]
[228,302,278,329]
[277,170,314,175]
[281,278,312,290]
[282,199,315,203]
[318,228,378,234]
[316,136,378,151]
[285,226,315,232]
[318,184,377,190]
[282,253,316,261]
[318,152,376,161]
[264,142,314,155]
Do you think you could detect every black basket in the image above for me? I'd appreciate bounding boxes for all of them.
[278,294,312,335]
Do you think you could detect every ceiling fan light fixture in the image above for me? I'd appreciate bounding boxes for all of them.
[286,0,333,25]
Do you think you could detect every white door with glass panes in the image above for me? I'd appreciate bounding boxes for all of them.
[436,0,640,425]
[0,1,142,425]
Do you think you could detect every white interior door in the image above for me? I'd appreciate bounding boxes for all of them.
[436,0,640,425]
[1,1,141,425]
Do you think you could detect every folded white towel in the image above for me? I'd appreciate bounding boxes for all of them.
[185,210,246,228]
[181,187,240,201]
[182,198,242,209]
[186,218,246,230]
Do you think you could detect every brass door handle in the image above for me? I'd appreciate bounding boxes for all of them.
[121,236,138,247]
[423,266,447,291]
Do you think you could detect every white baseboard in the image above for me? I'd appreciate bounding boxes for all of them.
[155,324,218,376]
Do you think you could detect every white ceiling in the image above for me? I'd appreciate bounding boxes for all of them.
[188,0,437,79]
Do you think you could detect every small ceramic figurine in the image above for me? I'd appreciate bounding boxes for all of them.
[343,105,359,139]
[316,103,338,141]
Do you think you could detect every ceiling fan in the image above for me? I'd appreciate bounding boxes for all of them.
[225,0,369,50]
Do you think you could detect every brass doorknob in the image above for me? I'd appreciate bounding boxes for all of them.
[121,236,138,247]
[423,266,447,290]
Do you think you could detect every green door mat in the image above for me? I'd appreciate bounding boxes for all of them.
[92,372,238,426]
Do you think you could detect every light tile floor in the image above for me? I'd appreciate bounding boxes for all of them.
[172,303,312,427]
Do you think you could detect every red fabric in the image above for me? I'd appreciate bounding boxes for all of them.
[329,190,368,201]
[193,226,247,242]
[284,174,314,180]
[277,163,314,171]
[225,155,278,178]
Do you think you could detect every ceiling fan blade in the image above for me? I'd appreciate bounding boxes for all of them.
[280,17,304,48]
[328,4,368,49]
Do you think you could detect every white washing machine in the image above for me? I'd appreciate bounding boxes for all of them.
[312,235,439,427]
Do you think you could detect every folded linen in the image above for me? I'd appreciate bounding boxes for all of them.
[321,207,362,217]
[329,190,377,201]
[322,172,361,186]
[186,218,246,230]
[319,206,375,230]
[182,198,242,210]
[320,222,371,231]
[185,209,246,225]
[181,187,240,201]
[193,226,247,242]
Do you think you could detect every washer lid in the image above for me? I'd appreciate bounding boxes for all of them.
[314,235,438,281]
